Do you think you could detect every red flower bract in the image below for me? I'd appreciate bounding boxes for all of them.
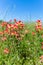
[1,22,7,27]
[4,48,9,54]
[37,20,41,23]
[40,55,43,59]
[32,32,35,35]
[35,20,42,32]
[41,46,43,49]
[1,36,7,41]
[41,42,43,45]
[0,31,4,35]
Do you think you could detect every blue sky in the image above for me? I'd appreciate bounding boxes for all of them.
[0,0,43,21]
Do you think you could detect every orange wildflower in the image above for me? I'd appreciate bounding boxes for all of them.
[14,25,18,29]
[40,55,43,59]
[7,24,11,29]
[1,22,7,27]
[41,42,43,45]
[32,32,35,35]
[4,48,9,54]
[0,31,4,35]
[1,36,7,41]
[35,20,42,32]
[36,20,41,24]
[41,46,43,49]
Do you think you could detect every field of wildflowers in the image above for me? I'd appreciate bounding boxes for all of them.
[0,19,43,65]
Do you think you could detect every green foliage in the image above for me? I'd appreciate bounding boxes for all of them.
[0,22,43,65]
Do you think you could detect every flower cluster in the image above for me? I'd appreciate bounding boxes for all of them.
[0,20,24,38]
[35,20,42,32]
[0,20,24,55]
